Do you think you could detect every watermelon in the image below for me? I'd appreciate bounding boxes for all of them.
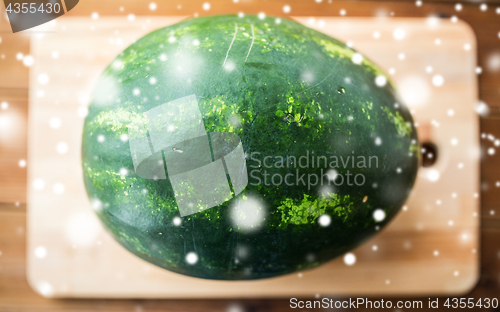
[82,15,419,280]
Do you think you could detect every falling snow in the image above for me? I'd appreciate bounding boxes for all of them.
[34,246,47,258]
[53,183,65,195]
[49,117,62,129]
[65,211,100,246]
[23,55,34,67]
[56,142,68,154]
[476,101,490,116]
[173,217,182,226]
[375,75,387,87]
[351,53,363,64]
[230,196,267,233]
[186,252,198,264]
[318,214,331,227]
[432,75,444,87]
[373,209,386,222]
[393,28,406,40]
[344,253,356,266]
[37,73,50,85]
[426,169,440,182]
[33,178,45,190]
[38,282,54,297]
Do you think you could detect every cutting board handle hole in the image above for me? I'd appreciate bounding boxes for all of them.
[420,142,438,167]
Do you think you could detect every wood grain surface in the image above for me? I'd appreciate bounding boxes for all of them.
[1,0,500,311]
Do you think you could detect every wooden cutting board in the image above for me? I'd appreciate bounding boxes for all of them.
[27,16,479,298]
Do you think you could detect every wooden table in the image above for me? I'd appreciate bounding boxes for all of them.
[1,0,500,311]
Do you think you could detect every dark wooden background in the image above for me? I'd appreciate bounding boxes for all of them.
[0,0,500,311]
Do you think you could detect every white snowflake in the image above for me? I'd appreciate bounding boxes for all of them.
[351,53,363,64]
[185,252,198,264]
[318,214,331,227]
[34,246,47,258]
[56,142,68,154]
[23,55,34,67]
[37,73,50,85]
[53,183,65,195]
[33,178,45,190]
[393,28,406,40]
[373,209,386,222]
[476,101,490,116]
[426,169,440,182]
[432,75,444,87]
[49,117,61,129]
[375,75,387,87]
[343,253,356,266]
[173,217,182,226]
